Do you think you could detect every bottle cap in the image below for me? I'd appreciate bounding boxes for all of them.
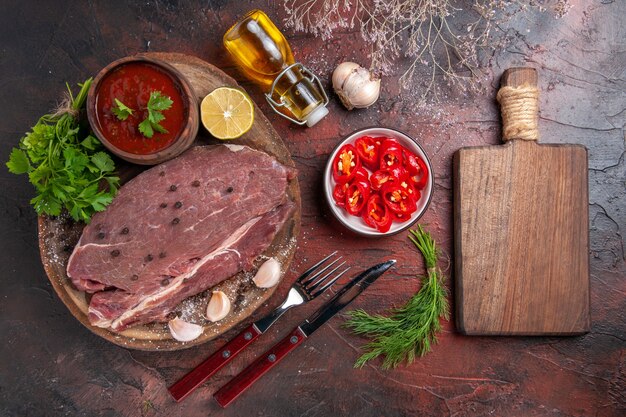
[305,105,329,127]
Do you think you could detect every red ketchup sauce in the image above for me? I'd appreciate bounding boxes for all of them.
[94,62,187,154]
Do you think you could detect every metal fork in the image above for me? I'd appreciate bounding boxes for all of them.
[168,252,349,402]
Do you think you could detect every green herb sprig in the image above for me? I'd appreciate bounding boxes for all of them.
[112,98,134,120]
[6,79,119,223]
[138,91,173,138]
[344,225,450,368]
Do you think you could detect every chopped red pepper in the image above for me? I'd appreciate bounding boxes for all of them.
[332,182,350,208]
[403,150,429,190]
[354,167,370,185]
[362,194,392,233]
[379,139,403,169]
[399,176,420,201]
[345,181,370,216]
[332,144,361,184]
[355,136,381,171]
[381,183,417,215]
[370,166,407,191]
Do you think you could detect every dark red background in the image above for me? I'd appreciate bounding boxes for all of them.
[1,1,624,416]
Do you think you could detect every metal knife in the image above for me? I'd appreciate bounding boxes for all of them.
[213,259,396,408]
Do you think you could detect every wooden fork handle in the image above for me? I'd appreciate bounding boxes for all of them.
[213,327,307,408]
[168,323,262,402]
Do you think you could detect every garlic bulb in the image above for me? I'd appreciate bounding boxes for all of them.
[206,290,231,322]
[332,62,381,110]
[252,258,282,288]
[168,317,204,342]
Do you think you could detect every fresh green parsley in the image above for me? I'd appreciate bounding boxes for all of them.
[138,91,173,138]
[6,79,119,223]
[111,98,134,121]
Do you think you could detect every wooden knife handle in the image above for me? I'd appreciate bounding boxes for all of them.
[213,327,307,408]
[498,67,540,142]
[168,323,262,402]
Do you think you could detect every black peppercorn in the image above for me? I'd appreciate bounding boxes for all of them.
[160,202,168,208]
[159,171,166,177]
[121,227,129,235]
[111,249,120,257]
[131,274,139,281]
[191,180,200,187]
[171,217,180,225]
[226,186,234,193]
[169,184,177,191]
[174,201,182,208]
[97,232,105,239]
[145,254,153,262]
[161,278,170,286]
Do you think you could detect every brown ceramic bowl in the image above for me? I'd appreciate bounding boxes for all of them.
[87,56,199,165]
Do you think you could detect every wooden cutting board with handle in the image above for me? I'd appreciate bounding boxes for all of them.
[453,67,590,335]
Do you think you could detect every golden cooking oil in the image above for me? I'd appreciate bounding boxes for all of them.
[223,10,328,127]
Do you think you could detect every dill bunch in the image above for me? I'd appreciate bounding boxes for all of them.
[344,225,449,369]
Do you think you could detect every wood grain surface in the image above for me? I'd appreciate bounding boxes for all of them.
[1,2,624,417]
[454,68,590,335]
[37,52,301,350]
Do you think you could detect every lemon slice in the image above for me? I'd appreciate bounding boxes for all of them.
[200,87,254,140]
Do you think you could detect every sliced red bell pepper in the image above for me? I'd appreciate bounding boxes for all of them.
[362,194,392,233]
[333,182,350,208]
[381,183,417,215]
[370,166,407,191]
[403,150,429,190]
[332,144,361,184]
[399,177,420,202]
[394,212,410,222]
[354,167,370,185]
[355,136,381,171]
[413,156,429,190]
[345,181,370,216]
[379,139,403,170]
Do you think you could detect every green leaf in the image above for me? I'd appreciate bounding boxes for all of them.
[148,91,173,111]
[111,98,134,121]
[31,192,62,216]
[138,119,154,138]
[80,135,101,151]
[69,203,86,222]
[91,192,114,212]
[6,148,31,174]
[28,165,52,190]
[152,123,168,134]
[148,109,165,124]
[78,183,99,199]
[91,152,115,173]
[105,176,120,193]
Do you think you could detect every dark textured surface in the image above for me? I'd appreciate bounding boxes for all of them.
[1,1,624,416]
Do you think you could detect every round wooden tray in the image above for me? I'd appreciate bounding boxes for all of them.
[37,53,301,351]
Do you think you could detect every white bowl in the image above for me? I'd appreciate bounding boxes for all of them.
[323,127,434,237]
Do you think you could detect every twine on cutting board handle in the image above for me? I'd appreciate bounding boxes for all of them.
[497,67,539,142]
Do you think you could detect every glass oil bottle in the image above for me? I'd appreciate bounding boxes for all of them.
[223,10,329,127]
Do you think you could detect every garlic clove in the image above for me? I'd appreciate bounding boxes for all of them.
[332,62,360,91]
[206,290,231,322]
[252,257,282,288]
[168,317,204,342]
